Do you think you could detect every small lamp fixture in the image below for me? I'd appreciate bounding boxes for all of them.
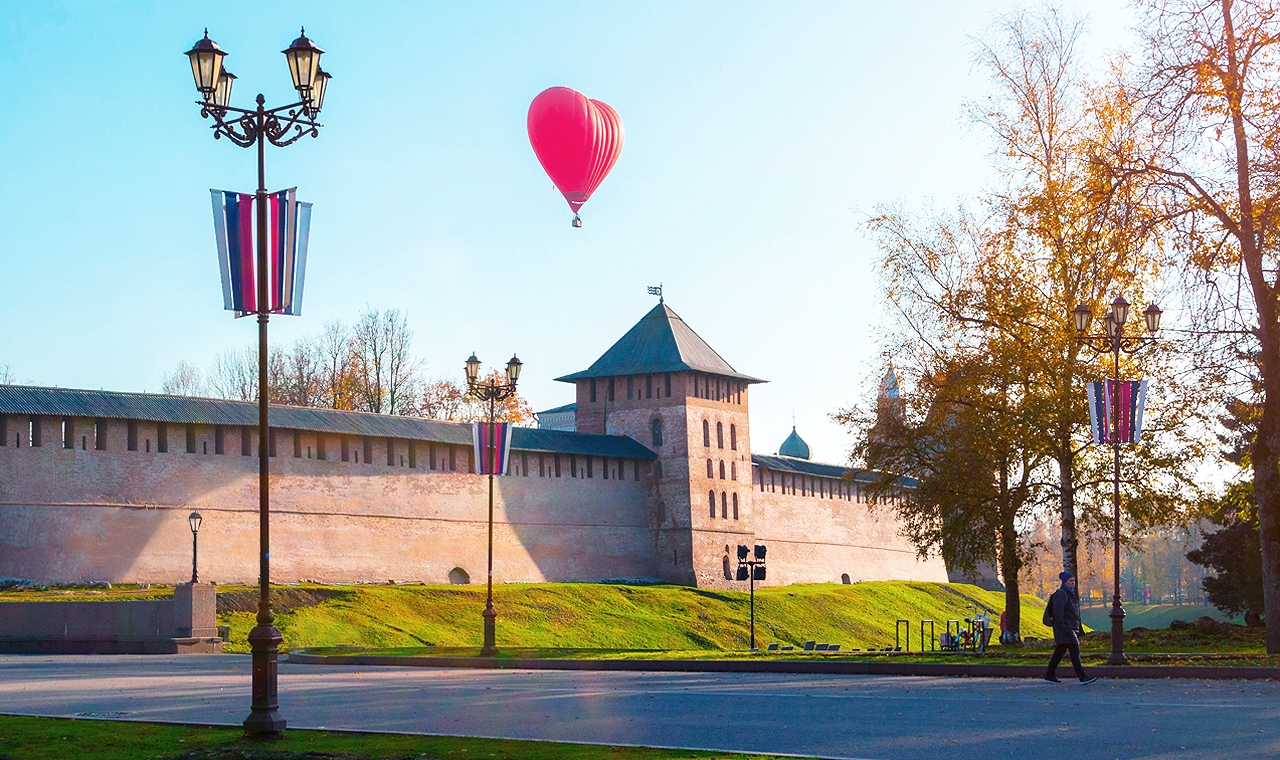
[506,355,522,385]
[465,353,481,385]
[188,511,202,584]
[1071,302,1091,334]
[1143,303,1163,334]
[283,28,324,98]
[737,544,749,560]
[1105,313,1117,339]
[212,70,236,109]
[189,511,203,535]
[754,544,767,561]
[1110,296,1130,327]
[185,30,226,96]
[309,68,331,113]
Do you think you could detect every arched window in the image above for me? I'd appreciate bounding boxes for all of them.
[709,490,716,518]
[723,555,732,580]
[703,419,710,447]
[707,459,714,478]
[716,422,724,448]
[651,419,663,447]
[731,461,737,481]
[732,493,739,520]
[719,461,726,479]
[841,573,851,584]
[730,424,737,450]
[721,491,728,518]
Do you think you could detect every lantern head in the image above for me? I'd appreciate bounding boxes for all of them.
[185,30,226,96]
[1111,295,1130,327]
[465,353,481,385]
[506,355,522,385]
[188,511,203,534]
[1071,302,1091,334]
[283,28,324,99]
[1143,303,1163,334]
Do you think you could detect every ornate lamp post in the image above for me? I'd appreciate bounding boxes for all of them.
[185,27,331,736]
[188,511,203,584]
[1072,296,1161,665]
[464,353,522,656]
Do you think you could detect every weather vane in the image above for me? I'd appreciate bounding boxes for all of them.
[647,284,663,302]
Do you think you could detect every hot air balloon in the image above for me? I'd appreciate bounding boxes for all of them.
[527,86,624,227]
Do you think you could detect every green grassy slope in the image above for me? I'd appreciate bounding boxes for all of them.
[1079,603,1240,631]
[216,581,1053,653]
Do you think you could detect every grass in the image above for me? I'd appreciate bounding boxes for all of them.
[205,581,1053,654]
[0,714,786,760]
[1079,603,1241,631]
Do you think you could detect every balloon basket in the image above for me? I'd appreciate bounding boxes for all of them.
[571,215,583,228]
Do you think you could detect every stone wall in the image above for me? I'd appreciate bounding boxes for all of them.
[0,416,655,585]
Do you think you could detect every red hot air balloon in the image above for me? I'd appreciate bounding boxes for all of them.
[527,86,624,227]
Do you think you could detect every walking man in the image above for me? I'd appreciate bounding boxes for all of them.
[1043,571,1097,684]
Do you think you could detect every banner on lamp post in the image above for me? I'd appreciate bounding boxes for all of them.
[472,422,514,476]
[210,188,312,317]
[1086,379,1147,444]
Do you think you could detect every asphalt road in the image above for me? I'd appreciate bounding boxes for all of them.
[1,654,1277,759]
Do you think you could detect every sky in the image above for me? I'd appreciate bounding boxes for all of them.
[0,1,1139,464]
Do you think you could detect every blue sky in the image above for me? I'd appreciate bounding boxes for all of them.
[0,1,1135,463]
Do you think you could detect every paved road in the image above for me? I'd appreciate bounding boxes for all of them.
[1,654,1277,759]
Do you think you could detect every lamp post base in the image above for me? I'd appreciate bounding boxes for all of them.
[244,622,286,735]
[481,602,498,657]
[1107,601,1127,666]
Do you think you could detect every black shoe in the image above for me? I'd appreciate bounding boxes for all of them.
[1042,676,1062,683]
[1080,677,1097,685]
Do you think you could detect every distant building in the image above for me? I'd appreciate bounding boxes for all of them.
[0,300,947,588]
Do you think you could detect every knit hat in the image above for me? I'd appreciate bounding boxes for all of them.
[1059,571,1075,583]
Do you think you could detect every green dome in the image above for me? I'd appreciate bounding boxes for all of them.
[778,426,810,459]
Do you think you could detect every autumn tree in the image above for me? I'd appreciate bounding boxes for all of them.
[1112,0,1280,651]
[419,371,535,425]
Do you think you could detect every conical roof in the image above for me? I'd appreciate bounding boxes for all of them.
[556,302,764,383]
[778,426,810,459]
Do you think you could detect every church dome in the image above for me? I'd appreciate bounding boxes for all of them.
[778,426,810,459]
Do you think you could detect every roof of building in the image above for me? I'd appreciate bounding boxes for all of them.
[751,453,917,487]
[0,385,656,460]
[777,426,811,459]
[555,302,764,384]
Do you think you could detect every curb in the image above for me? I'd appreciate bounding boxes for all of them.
[285,653,1280,680]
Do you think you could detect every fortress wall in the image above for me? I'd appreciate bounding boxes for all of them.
[0,416,655,585]
[750,484,948,587]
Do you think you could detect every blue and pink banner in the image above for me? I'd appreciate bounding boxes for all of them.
[1086,379,1147,444]
[472,422,514,476]
[211,188,312,317]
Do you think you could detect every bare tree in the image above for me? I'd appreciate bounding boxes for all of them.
[207,345,257,401]
[353,307,422,415]
[0,363,14,385]
[316,320,358,410]
[161,359,206,397]
[271,335,325,407]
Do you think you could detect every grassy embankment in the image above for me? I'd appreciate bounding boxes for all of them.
[0,714,783,760]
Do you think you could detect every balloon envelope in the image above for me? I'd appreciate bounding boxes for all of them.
[527,86,624,215]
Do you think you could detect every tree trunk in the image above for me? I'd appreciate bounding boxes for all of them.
[1057,434,1079,579]
[1253,360,1280,652]
[999,510,1023,642]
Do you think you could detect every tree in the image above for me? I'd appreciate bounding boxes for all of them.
[1189,480,1265,625]
[161,359,205,397]
[0,363,14,385]
[207,345,257,401]
[854,343,1044,638]
[418,372,535,425]
[353,307,422,415]
[1114,0,1280,652]
[316,320,359,410]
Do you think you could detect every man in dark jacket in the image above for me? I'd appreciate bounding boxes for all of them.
[1043,571,1097,684]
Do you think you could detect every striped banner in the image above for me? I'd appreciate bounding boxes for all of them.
[1086,379,1148,444]
[211,188,312,317]
[472,422,514,476]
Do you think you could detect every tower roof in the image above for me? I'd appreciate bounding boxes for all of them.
[778,426,811,459]
[555,302,764,383]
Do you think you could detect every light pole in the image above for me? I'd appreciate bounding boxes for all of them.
[188,511,203,584]
[464,353,522,656]
[735,544,767,650]
[185,27,331,736]
[1072,296,1161,665]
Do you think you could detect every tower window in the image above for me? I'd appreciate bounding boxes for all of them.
[646,375,653,399]
[62,417,73,449]
[719,461,725,480]
[709,490,716,518]
[707,459,714,478]
[730,424,737,450]
[716,422,724,448]
[651,418,663,447]
[731,461,737,481]
[590,379,597,403]
[665,373,671,397]
[703,419,710,447]
[95,419,108,451]
[733,493,739,520]
[721,491,728,518]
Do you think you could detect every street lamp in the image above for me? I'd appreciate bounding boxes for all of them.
[188,511,203,584]
[1071,296,1161,665]
[735,544,767,650]
[465,353,522,656]
[186,27,331,736]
